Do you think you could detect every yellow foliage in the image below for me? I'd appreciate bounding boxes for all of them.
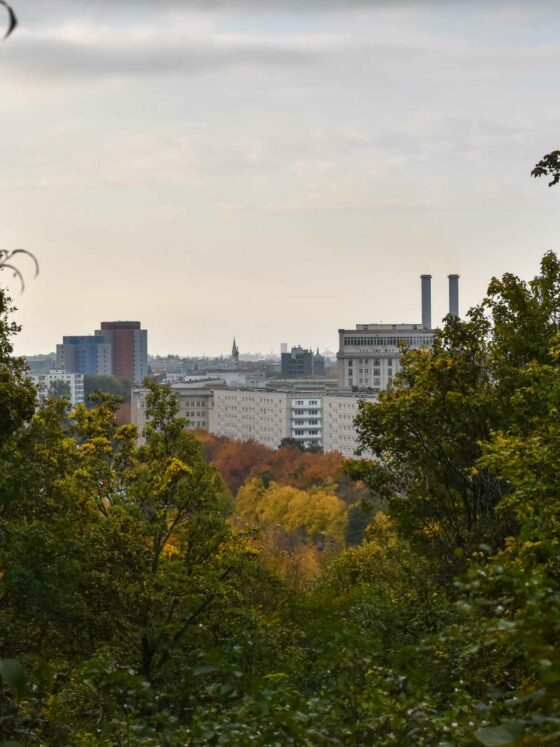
[237,481,348,543]
[320,510,438,605]
[159,458,191,491]
[236,478,267,521]
[162,543,180,558]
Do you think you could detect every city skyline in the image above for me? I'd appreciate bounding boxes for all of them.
[3,0,560,356]
[17,270,467,358]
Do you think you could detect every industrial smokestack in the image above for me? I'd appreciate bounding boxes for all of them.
[421,274,432,330]
[448,274,459,317]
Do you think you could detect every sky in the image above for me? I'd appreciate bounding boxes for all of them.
[2,0,560,356]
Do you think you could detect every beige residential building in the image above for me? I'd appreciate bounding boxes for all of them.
[132,384,374,457]
[131,385,214,437]
[209,389,291,450]
[322,393,377,457]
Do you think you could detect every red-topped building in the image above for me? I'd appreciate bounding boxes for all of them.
[96,321,148,384]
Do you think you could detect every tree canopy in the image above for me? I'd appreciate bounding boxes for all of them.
[2,252,560,744]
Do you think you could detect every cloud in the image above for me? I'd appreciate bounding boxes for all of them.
[1,27,342,79]
[18,0,551,8]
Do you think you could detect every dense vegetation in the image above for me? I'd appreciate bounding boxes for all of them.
[1,254,560,745]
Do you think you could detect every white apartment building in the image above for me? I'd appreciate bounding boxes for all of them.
[132,384,374,456]
[209,389,291,450]
[337,324,434,391]
[322,393,377,457]
[290,395,322,448]
[28,370,85,405]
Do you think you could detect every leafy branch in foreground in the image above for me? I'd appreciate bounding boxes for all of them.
[532,150,560,187]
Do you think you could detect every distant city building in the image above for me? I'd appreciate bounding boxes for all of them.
[96,321,148,384]
[57,321,148,384]
[337,323,434,391]
[289,394,322,448]
[132,384,214,439]
[313,349,326,377]
[210,388,372,454]
[209,389,292,450]
[281,346,314,378]
[219,371,266,388]
[25,353,56,374]
[149,356,185,374]
[265,377,338,392]
[232,338,240,368]
[56,336,113,376]
[322,393,376,456]
[336,275,445,391]
[28,370,85,406]
[132,383,374,456]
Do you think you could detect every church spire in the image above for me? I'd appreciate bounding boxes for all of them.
[232,337,239,362]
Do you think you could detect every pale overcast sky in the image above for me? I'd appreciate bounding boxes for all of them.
[2,0,560,356]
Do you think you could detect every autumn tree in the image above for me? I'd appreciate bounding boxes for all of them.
[0,289,36,444]
[350,253,560,581]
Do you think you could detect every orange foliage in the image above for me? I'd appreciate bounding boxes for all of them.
[197,432,345,495]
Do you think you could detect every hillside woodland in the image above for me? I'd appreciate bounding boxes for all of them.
[1,255,560,745]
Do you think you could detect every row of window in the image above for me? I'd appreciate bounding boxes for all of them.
[344,336,432,347]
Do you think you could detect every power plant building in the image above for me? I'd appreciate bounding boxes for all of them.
[336,324,434,391]
[336,275,459,391]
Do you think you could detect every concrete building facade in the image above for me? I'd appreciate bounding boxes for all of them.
[281,346,314,378]
[97,322,148,384]
[131,384,214,437]
[56,336,113,376]
[57,321,148,383]
[209,389,291,450]
[132,384,373,457]
[336,275,465,392]
[336,324,434,391]
[28,370,85,405]
[322,393,377,457]
[290,395,322,448]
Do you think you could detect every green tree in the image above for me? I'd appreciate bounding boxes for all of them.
[532,149,560,187]
[84,374,132,405]
[350,252,560,581]
[48,379,71,400]
[279,437,305,451]
[0,289,36,445]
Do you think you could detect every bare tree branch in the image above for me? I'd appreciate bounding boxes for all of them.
[0,0,16,40]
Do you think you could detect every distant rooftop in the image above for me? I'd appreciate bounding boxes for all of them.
[340,323,433,332]
[100,321,142,330]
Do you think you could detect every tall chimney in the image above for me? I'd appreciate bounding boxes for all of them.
[448,274,459,317]
[421,274,432,329]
